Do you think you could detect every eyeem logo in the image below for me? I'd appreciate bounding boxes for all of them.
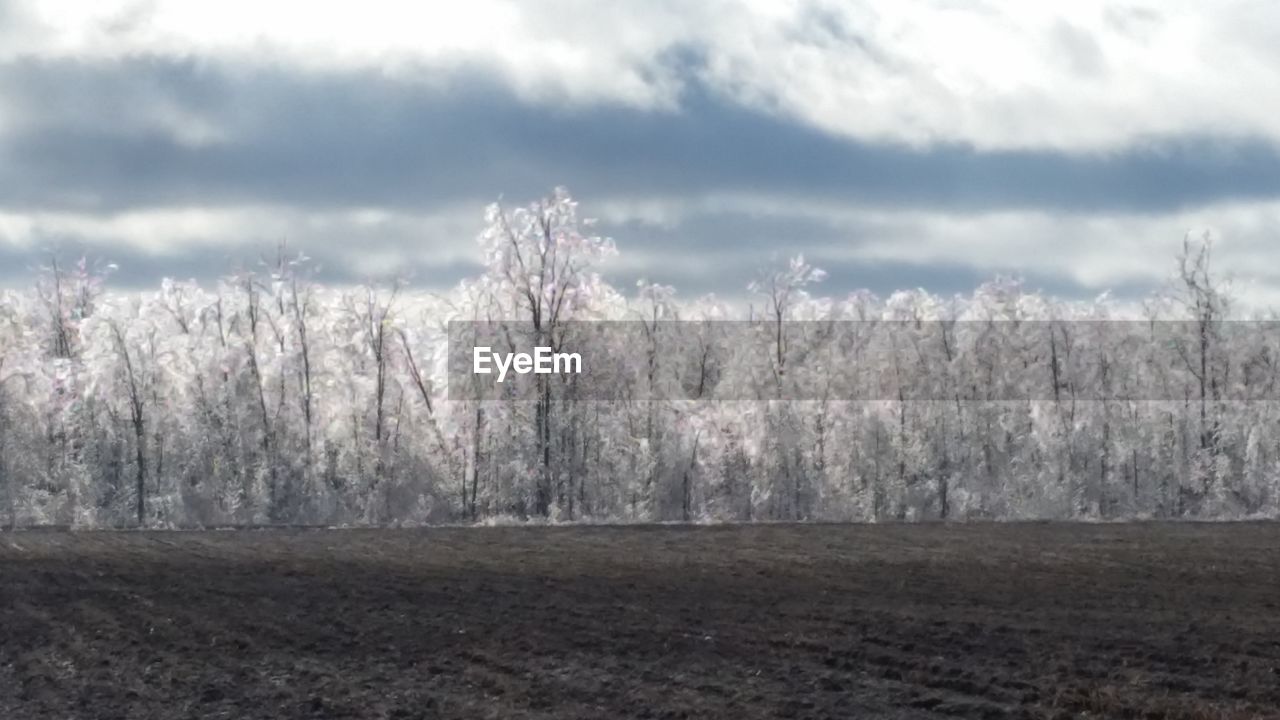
[473,346,582,382]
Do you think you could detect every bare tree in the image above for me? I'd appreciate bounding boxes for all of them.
[108,320,147,527]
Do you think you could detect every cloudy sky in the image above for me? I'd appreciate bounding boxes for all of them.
[2,1,1280,305]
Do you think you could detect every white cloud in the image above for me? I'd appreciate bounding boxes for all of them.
[3,2,1278,300]
[843,203,1280,292]
[587,193,1280,297]
[3,194,1279,303]
[0,203,485,280]
[4,0,693,108]
[6,1,1280,150]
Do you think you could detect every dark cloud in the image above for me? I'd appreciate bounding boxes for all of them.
[3,56,1280,216]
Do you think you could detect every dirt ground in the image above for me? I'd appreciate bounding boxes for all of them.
[2,523,1279,719]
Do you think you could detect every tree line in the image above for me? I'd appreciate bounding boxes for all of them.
[0,188,1275,527]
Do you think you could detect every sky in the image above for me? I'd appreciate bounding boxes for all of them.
[2,1,1280,306]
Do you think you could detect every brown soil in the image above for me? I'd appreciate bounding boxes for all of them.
[2,523,1279,719]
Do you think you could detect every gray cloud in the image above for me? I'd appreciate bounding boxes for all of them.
[1,49,1279,302]
[3,56,1280,216]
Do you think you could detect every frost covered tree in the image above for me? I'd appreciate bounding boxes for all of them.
[1,192,1279,527]
[476,188,616,518]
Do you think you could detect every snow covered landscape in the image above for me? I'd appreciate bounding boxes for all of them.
[0,194,1274,528]
[5,1,1280,717]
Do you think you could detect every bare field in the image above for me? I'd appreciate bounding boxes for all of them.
[2,523,1280,719]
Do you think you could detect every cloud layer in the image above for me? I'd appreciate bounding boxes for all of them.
[2,1,1279,304]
